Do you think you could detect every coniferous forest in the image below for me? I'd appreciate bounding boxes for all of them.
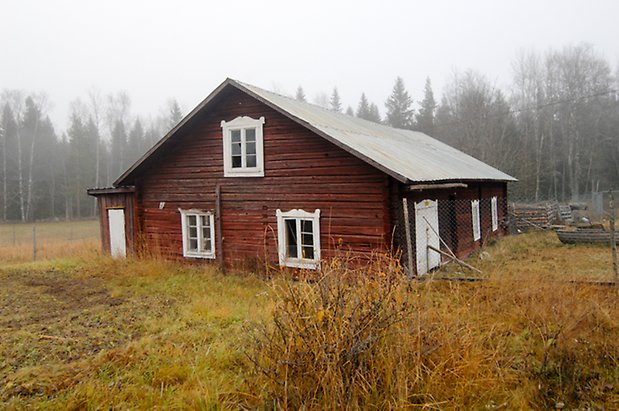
[1,44,618,222]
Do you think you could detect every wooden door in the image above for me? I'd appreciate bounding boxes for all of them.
[415,199,440,275]
[108,208,126,258]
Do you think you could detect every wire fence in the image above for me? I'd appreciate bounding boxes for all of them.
[394,196,508,276]
[394,190,618,283]
[0,219,100,262]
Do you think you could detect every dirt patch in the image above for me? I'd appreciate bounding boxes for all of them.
[1,270,123,329]
[0,268,178,397]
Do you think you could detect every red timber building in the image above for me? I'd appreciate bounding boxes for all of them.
[88,79,516,275]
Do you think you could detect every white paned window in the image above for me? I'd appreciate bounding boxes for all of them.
[471,200,481,241]
[221,116,265,177]
[276,209,321,269]
[180,209,215,259]
[491,196,498,232]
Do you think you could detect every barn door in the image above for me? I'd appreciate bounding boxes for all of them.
[415,199,440,275]
[108,209,126,258]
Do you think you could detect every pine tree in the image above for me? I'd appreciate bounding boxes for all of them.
[295,86,306,102]
[168,99,182,129]
[345,106,354,116]
[0,104,18,221]
[356,93,370,119]
[385,77,414,129]
[368,103,381,123]
[127,118,145,165]
[415,77,437,135]
[329,87,342,112]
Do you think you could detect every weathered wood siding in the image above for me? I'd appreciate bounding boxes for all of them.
[94,192,136,254]
[391,181,508,272]
[133,88,391,268]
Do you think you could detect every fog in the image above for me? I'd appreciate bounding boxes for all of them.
[2,0,618,128]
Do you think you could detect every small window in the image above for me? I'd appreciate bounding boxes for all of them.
[180,209,215,259]
[276,209,321,269]
[221,116,265,177]
[471,200,481,241]
[491,196,498,232]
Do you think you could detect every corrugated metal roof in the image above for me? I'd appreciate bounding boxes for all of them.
[237,80,516,183]
[116,78,516,185]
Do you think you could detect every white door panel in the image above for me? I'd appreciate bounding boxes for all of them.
[415,199,440,275]
[108,209,126,258]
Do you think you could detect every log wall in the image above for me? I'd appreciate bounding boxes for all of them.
[133,88,391,269]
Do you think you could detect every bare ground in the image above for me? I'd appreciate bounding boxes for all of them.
[0,267,178,399]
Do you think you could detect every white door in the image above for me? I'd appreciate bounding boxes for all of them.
[415,199,440,275]
[108,209,126,258]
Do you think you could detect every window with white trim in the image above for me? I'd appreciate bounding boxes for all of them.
[220,116,265,177]
[491,196,498,232]
[276,209,321,269]
[471,200,481,241]
[180,209,215,259]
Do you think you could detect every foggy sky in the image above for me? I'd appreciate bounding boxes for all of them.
[2,0,618,131]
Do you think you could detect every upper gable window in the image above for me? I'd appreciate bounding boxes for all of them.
[220,116,265,177]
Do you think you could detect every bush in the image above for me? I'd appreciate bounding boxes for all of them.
[245,257,420,409]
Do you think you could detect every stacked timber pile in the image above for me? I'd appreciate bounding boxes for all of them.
[558,204,574,223]
[510,201,560,230]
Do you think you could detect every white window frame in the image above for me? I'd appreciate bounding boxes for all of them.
[276,209,321,269]
[471,200,481,241]
[180,209,216,259]
[221,116,265,177]
[491,196,498,232]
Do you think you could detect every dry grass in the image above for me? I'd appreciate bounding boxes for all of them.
[0,254,270,409]
[0,229,617,409]
[0,220,100,264]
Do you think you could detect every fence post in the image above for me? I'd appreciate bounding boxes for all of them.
[609,191,617,284]
[402,197,414,278]
[32,225,37,262]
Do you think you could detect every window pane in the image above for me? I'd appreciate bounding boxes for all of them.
[232,142,242,155]
[231,129,241,142]
[232,155,242,168]
[285,219,298,258]
[201,215,210,228]
[302,233,313,247]
[246,141,256,155]
[245,128,256,142]
[246,154,257,168]
[189,238,198,251]
[187,215,197,227]
[202,238,212,252]
[202,226,210,242]
[189,226,197,238]
[301,219,313,233]
[302,246,314,260]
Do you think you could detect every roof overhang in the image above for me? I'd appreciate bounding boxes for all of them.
[87,186,135,196]
[113,78,518,187]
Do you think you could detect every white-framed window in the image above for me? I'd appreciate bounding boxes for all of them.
[276,209,321,269]
[491,196,498,232]
[471,200,481,241]
[220,116,265,177]
[180,209,215,259]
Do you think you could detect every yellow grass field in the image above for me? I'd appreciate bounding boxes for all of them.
[0,223,617,409]
[0,220,100,263]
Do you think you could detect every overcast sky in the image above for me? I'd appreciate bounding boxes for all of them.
[1,0,618,131]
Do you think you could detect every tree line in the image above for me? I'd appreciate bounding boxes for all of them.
[1,43,618,222]
[302,44,618,202]
[0,90,182,222]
